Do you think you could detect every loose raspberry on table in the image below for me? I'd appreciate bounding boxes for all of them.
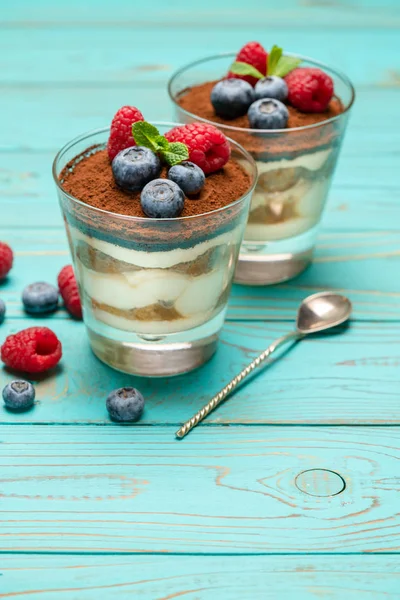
[285,68,334,113]
[228,41,268,86]
[1,327,62,374]
[165,123,231,174]
[0,242,13,280]
[107,106,144,161]
[58,265,82,320]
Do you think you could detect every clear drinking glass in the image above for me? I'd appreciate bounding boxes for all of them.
[53,124,256,376]
[169,54,355,285]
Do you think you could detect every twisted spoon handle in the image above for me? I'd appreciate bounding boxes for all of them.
[175,330,300,439]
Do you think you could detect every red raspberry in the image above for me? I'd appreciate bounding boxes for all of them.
[285,68,334,113]
[107,106,144,161]
[1,327,62,374]
[58,265,82,320]
[165,123,231,175]
[0,242,13,280]
[228,41,268,86]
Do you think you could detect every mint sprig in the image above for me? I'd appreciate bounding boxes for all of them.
[229,45,301,82]
[230,61,264,80]
[267,45,283,77]
[132,121,189,166]
[273,55,302,77]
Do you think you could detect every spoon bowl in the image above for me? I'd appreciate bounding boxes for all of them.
[296,292,352,334]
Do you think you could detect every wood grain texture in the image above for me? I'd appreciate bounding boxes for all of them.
[1,27,399,87]
[2,88,396,154]
[1,318,400,425]
[1,425,400,553]
[1,555,400,599]
[1,0,399,592]
[2,0,400,28]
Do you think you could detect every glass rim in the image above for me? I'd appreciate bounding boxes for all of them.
[168,51,356,134]
[52,123,258,223]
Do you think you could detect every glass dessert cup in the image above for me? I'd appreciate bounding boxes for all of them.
[53,125,256,377]
[168,54,355,285]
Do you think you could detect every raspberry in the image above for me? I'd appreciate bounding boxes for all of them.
[58,265,82,320]
[1,327,62,374]
[228,41,268,86]
[285,68,334,113]
[0,242,13,280]
[107,106,144,161]
[165,123,231,174]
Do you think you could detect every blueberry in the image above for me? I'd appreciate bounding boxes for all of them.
[254,76,288,102]
[3,380,35,411]
[211,78,255,119]
[22,282,59,314]
[112,146,161,192]
[0,299,5,324]
[248,98,289,129]
[141,179,185,218]
[168,161,205,196]
[106,387,145,423]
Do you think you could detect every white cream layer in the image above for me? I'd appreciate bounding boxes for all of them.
[245,179,328,242]
[69,225,241,269]
[77,260,229,317]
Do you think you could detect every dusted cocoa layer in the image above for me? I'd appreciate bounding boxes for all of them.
[61,148,250,218]
[59,146,252,251]
[176,80,344,159]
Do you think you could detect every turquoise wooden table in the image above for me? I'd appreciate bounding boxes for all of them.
[1,1,400,597]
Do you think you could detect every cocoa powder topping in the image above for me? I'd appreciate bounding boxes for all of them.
[61,149,251,218]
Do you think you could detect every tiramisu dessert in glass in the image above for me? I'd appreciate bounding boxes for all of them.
[53,109,256,376]
[169,42,355,284]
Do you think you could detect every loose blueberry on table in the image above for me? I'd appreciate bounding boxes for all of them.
[2,380,35,411]
[106,387,145,423]
[22,282,59,315]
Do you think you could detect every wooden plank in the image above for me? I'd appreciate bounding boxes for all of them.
[1,228,400,322]
[1,555,400,599]
[1,27,398,87]
[1,318,400,425]
[2,0,400,28]
[1,425,400,553]
[0,87,397,154]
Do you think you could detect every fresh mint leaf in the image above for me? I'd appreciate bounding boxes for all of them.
[230,61,264,80]
[161,142,189,167]
[154,135,169,151]
[267,45,283,76]
[132,121,189,166]
[132,121,163,153]
[274,56,302,78]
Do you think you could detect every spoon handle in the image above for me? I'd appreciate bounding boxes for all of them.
[175,330,301,439]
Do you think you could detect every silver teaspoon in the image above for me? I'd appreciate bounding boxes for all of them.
[175,292,352,439]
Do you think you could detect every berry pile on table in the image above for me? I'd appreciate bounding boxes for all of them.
[0,242,144,422]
